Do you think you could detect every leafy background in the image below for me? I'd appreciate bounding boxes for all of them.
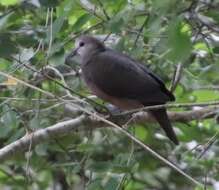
[0,0,219,189]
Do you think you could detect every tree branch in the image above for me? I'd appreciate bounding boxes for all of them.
[0,115,86,162]
[0,71,210,187]
[0,109,209,187]
[130,107,217,124]
[0,105,217,163]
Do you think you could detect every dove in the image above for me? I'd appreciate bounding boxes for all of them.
[67,35,178,145]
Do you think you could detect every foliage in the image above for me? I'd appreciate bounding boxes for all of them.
[0,0,219,189]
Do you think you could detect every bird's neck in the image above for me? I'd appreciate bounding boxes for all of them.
[82,48,105,65]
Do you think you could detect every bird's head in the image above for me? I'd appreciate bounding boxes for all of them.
[67,36,105,60]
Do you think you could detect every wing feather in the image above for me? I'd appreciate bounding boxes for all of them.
[84,50,174,104]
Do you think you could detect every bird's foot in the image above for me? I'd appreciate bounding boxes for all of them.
[93,105,109,115]
[93,104,124,120]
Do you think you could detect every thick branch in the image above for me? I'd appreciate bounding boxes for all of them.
[0,115,86,162]
[133,107,216,123]
[0,106,217,162]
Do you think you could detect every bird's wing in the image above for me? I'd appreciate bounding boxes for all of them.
[137,63,175,101]
[87,50,173,104]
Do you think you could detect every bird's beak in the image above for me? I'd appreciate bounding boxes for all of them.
[66,46,80,60]
[65,46,80,65]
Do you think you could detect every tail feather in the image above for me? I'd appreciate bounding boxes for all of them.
[150,108,179,145]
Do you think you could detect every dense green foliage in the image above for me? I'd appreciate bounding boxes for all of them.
[0,0,219,189]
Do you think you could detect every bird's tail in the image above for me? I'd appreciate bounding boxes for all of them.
[150,108,179,145]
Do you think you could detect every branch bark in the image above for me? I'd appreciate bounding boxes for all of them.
[0,115,86,162]
[0,106,217,162]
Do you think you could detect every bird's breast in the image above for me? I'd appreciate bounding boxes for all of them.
[82,70,142,110]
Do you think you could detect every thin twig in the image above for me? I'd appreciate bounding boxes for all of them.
[116,101,219,116]
[12,58,109,113]
[0,71,203,187]
[96,0,110,20]
[25,133,33,183]
[0,115,86,162]
[0,97,59,102]
[79,0,105,21]
[193,85,219,90]
[47,8,54,57]
[197,131,219,159]
[116,129,135,190]
[133,15,149,47]
[170,62,183,92]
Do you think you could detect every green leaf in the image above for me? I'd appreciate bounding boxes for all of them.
[192,90,219,102]
[30,116,40,129]
[111,164,132,173]
[48,48,65,65]
[39,0,60,7]
[104,177,119,190]
[0,0,19,6]
[0,123,12,138]
[152,0,176,13]
[1,106,18,129]
[167,19,192,63]
[194,42,209,52]
[107,16,124,33]
[213,46,219,54]
[135,125,148,141]
[205,10,219,24]
[0,58,11,70]
[56,0,76,16]
[46,15,65,48]
[46,0,75,49]
[0,34,18,58]
[0,106,18,138]
[88,161,112,172]
[35,144,48,156]
[77,143,96,152]
[72,13,91,31]
[0,12,13,30]
[88,179,103,190]
[51,15,65,38]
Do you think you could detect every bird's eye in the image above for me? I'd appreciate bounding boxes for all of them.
[79,42,85,47]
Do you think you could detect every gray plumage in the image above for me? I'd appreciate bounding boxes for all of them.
[69,35,178,145]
